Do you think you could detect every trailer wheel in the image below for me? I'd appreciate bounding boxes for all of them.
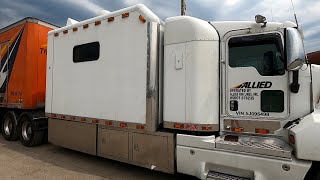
[19,116,44,147]
[1,111,19,141]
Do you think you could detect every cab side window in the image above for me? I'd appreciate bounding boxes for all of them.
[229,33,285,76]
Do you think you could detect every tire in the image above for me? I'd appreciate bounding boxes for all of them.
[1,111,19,141]
[305,162,320,180]
[19,115,44,147]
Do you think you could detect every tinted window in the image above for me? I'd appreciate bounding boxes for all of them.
[261,90,284,112]
[73,42,100,63]
[229,34,285,76]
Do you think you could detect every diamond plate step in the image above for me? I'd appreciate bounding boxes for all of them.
[216,135,293,158]
[207,171,251,180]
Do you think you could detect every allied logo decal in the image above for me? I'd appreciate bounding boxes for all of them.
[232,81,272,89]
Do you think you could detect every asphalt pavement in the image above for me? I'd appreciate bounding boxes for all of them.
[0,136,195,180]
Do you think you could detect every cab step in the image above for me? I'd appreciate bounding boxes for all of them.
[215,135,292,159]
[207,171,251,180]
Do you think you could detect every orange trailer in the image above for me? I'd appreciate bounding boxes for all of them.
[0,17,58,146]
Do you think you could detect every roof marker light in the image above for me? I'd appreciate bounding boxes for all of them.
[83,24,89,29]
[139,15,146,23]
[95,21,101,26]
[54,33,59,37]
[122,13,129,18]
[108,17,114,22]
[73,27,78,32]
[63,30,68,34]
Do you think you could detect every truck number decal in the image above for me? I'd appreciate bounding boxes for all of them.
[236,111,270,116]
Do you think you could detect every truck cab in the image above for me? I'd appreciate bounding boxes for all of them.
[166,16,320,179]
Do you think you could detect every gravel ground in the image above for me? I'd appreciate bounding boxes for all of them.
[0,136,195,180]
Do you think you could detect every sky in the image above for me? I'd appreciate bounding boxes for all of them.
[0,0,319,52]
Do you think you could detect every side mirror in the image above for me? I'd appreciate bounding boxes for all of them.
[286,27,305,71]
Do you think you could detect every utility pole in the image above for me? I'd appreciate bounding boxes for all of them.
[181,0,186,16]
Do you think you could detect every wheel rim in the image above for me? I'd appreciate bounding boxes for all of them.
[4,117,13,136]
[22,121,32,141]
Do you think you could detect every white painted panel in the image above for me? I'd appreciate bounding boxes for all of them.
[185,41,219,125]
[163,43,186,123]
[51,11,154,124]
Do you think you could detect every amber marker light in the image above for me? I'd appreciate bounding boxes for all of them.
[122,13,130,18]
[139,15,146,23]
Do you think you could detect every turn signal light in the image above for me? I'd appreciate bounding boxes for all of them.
[81,118,87,122]
[120,123,127,127]
[105,121,113,126]
[174,123,184,129]
[255,128,269,134]
[202,125,212,131]
[136,125,145,129]
[232,127,244,132]
[289,134,295,144]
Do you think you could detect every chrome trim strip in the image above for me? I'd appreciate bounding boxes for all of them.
[146,22,160,132]
[46,113,147,132]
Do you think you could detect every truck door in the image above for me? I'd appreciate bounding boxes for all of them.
[0,42,9,104]
[225,33,288,119]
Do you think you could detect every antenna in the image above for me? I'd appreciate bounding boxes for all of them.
[181,0,186,16]
[290,0,299,27]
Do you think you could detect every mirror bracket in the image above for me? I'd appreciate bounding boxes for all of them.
[290,71,300,93]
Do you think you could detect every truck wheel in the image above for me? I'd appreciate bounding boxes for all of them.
[19,116,44,147]
[1,111,19,141]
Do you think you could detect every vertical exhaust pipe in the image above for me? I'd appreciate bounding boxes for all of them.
[181,0,186,15]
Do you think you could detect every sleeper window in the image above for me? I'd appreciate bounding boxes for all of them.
[73,42,100,63]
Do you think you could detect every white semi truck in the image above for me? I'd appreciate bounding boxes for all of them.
[46,4,320,180]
